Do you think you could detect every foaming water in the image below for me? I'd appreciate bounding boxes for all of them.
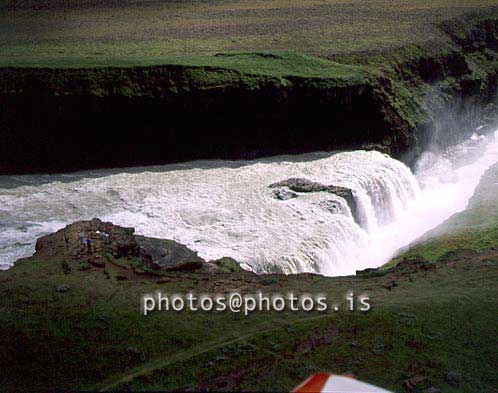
[1,133,498,275]
[354,133,498,272]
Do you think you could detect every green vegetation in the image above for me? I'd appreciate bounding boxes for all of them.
[0,51,374,108]
[1,0,498,67]
[2,8,497,159]
[1,232,497,392]
[0,51,370,81]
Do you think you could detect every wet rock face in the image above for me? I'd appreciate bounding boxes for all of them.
[135,236,204,271]
[270,178,344,194]
[35,218,139,259]
[269,178,360,225]
[271,188,298,201]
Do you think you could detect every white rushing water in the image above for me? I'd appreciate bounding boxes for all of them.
[1,131,498,275]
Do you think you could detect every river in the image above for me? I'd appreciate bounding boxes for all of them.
[1,130,498,276]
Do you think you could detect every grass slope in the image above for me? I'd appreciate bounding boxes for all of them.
[388,162,498,264]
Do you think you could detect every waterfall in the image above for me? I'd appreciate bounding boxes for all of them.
[1,133,498,276]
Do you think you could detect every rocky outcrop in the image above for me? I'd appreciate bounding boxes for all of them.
[33,218,244,273]
[269,178,360,225]
[35,218,139,259]
[136,235,204,271]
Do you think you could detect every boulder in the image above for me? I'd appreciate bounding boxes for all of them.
[136,236,205,271]
[56,284,69,293]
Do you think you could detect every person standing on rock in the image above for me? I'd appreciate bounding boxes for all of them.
[106,224,113,236]
[79,231,85,251]
[103,224,113,244]
[86,233,93,254]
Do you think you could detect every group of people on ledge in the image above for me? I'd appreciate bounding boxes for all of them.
[78,223,114,253]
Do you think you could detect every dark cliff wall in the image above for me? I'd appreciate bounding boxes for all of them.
[0,15,497,174]
[0,68,402,174]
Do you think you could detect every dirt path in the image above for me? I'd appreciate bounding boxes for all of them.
[98,312,332,391]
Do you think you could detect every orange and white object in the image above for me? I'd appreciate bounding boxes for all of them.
[292,373,393,393]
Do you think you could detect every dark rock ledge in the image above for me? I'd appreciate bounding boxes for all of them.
[34,218,245,274]
[269,178,361,226]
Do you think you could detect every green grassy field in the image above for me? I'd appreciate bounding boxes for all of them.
[1,0,498,67]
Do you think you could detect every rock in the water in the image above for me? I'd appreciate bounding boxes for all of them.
[269,178,360,225]
[271,188,298,201]
[136,236,205,271]
[319,200,344,214]
[56,284,69,293]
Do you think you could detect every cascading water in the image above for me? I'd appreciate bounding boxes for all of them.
[1,131,498,275]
